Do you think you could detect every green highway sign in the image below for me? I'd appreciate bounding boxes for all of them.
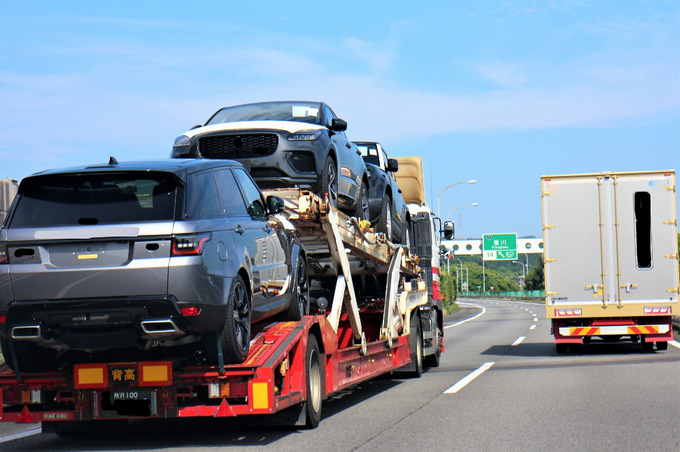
[483,233,517,260]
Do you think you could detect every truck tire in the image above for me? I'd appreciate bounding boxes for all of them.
[304,334,323,428]
[284,255,309,321]
[424,328,442,368]
[656,341,668,351]
[407,313,423,378]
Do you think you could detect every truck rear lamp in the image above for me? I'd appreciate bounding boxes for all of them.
[139,361,172,387]
[74,364,109,389]
[0,315,6,323]
[644,306,671,315]
[180,306,202,316]
[172,233,211,256]
[555,308,582,317]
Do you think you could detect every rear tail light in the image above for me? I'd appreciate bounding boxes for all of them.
[555,308,582,317]
[180,307,202,316]
[0,244,7,264]
[172,233,211,256]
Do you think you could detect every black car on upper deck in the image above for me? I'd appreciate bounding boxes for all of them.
[354,141,410,244]
[172,101,369,219]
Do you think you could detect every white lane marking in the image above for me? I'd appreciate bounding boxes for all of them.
[444,303,486,330]
[0,428,41,444]
[444,362,495,394]
[511,336,526,346]
[533,317,538,322]
[529,324,536,330]
[669,340,680,350]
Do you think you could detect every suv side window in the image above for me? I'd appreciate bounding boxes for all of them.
[233,168,267,218]
[186,170,221,218]
[213,168,248,217]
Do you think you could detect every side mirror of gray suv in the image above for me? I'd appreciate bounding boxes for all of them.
[330,118,347,132]
[267,196,285,215]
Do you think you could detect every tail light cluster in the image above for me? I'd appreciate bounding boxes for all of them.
[171,233,211,256]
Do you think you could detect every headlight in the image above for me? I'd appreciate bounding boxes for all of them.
[287,130,323,141]
[173,135,192,147]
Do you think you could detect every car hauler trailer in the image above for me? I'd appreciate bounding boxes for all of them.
[394,156,450,368]
[542,171,679,352]
[0,190,430,432]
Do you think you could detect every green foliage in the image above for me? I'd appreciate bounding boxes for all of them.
[524,257,545,290]
[440,270,457,310]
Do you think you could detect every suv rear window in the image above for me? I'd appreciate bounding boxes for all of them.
[9,172,180,228]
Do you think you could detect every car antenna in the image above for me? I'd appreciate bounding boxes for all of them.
[108,156,119,166]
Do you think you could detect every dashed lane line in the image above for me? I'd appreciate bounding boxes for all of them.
[444,362,496,394]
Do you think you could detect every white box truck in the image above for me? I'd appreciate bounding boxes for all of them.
[541,170,678,352]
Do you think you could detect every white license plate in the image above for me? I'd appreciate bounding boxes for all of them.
[110,389,151,402]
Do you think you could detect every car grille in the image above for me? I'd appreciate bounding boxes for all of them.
[198,134,278,159]
[290,152,315,173]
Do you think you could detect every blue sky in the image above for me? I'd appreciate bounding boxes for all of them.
[1,1,678,238]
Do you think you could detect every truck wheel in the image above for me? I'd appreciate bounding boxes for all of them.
[284,256,309,321]
[424,327,442,368]
[376,195,393,241]
[304,334,323,428]
[642,341,654,352]
[555,343,569,354]
[407,313,423,378]
[211,275,251,364]
[0,337,56,372]
[656,341,668,351]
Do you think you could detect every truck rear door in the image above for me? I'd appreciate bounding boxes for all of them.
[543,171,678,307]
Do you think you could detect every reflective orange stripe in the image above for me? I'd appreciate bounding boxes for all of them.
[628,326,658,335]
[571,327,599,336]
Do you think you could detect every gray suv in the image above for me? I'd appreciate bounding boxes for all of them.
[0,158,309,371]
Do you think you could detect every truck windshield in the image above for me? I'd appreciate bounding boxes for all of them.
[9,172,179,228]
[206,102,322,126]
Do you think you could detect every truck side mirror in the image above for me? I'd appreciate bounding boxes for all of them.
[442,221,454,240]
[386,159,399,173]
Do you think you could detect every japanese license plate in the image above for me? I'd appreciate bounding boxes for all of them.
[110,389,151,402]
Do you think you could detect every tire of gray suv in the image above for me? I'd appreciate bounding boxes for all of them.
[285,255,309,321]
[205,274,252,365]
[320,155,338,208]
[1,337,57,372]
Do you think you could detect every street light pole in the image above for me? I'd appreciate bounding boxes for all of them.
[437,180,476,217]
[446,202,479,222]
[512,261,527,288]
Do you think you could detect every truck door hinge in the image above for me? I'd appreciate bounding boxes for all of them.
[585,284,603,294]
[667,287,680,294]
[666,253,678,260]
[664,219,677,225]
[620,283,638,293]
[545,258,556,263]
[665,185,676,192]
[543,224,555,230]
[546,291,558,296]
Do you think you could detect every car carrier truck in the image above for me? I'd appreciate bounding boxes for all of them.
[541,170,679,352]
[0,188,435,433]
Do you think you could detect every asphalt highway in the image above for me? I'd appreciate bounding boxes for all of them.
[1,299,678,451]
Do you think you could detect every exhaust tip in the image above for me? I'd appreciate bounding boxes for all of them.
[140,319,180,335]
[11,325,42,340]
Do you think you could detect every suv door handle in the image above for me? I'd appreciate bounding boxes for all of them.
[235,225,245,234]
